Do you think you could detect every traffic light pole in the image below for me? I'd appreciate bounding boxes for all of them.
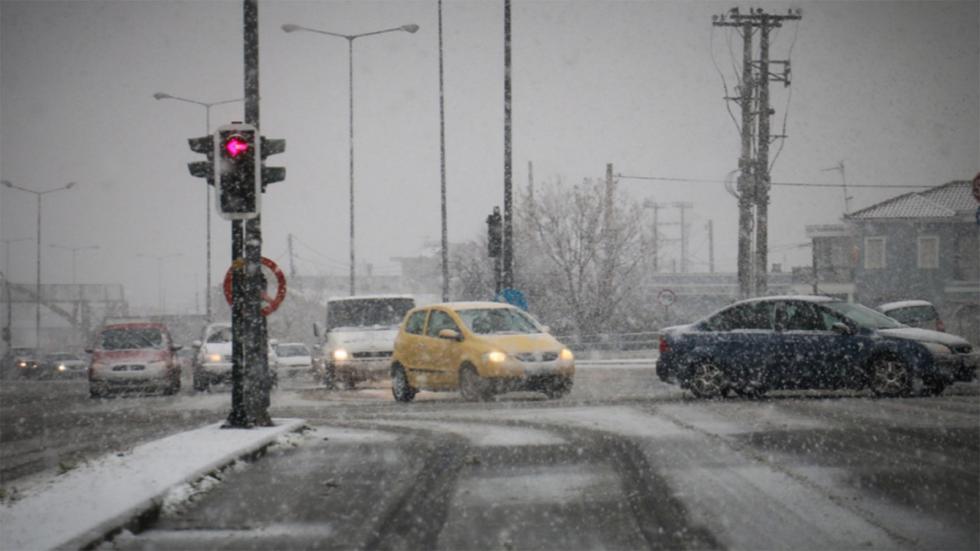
[226,0,271,428]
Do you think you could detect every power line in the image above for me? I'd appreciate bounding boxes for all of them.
[617,174,933,189]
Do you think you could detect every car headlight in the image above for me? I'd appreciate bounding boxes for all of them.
[559,348,574,361]
[58,364,67,372]
[486,351,507,363]
[332,349,349,361]
[921,342,952,356]
[17,361,26,368]
[207,353,223,363]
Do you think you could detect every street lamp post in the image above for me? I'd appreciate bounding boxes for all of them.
[152,92,244,321]
[49,243,100,284]
[1,180,76,350]
[282,22,419,296]
[137,252,182,315]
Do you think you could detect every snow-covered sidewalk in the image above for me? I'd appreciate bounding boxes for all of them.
[0,418,305,551]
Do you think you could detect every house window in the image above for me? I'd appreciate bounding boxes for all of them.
[917,236,939,269]
[864,237,886,269]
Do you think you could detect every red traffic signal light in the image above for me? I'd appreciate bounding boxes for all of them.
[224,136,250,158]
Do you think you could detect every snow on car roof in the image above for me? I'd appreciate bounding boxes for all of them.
[438,301,517,310]
[326,294,415,303]
[877,300,934,311]
[738,295,836,304]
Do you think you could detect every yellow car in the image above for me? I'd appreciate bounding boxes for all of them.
[390,301,575,402]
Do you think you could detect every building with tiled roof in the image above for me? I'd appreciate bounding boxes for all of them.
[847,180,975,220]
[844,180,978,342]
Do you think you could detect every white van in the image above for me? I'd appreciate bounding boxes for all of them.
[314,295,415,389]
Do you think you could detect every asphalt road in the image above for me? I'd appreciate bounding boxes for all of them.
[2,364,978,550]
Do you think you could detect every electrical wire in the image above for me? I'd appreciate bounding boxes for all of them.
[710,26,741,135]
[617,174,933,189]
[769,19,801,172]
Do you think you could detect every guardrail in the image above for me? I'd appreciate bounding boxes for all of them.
[554,331,661,352]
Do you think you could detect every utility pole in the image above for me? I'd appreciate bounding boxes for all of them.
[501,0,514,290]
[527,160,534,220]
[713,7,801,297]
[673,202,693,273]
[642,200,663,273]
[707,219,715,273]
[287,233,297,278]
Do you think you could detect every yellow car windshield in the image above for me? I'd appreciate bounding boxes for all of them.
[457,308,541,335]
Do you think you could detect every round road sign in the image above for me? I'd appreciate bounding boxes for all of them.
[657,289,676,307]
[223,257,287,316]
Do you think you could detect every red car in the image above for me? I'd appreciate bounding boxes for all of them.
[87,322,182,398]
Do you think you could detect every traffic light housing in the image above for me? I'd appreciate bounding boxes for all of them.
[487,206,502,258]
[214,123,260,220]
[187,135,214,186]
[260,137,286,190]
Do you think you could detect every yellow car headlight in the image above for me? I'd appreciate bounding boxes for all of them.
[332,349,349,361]
[486,351,507,363]
[559,348,574,361]
[208,353,223,363]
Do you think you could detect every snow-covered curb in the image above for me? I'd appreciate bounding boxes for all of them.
[0,418,306,551]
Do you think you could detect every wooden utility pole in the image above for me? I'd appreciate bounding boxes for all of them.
[713,7,801,297]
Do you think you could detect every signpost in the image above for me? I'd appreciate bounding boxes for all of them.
[658,289,676,321]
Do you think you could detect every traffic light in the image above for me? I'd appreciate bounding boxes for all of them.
[487,206,502,258]
[260,137,286,190]
[187,135,214,186]
[214,123,260,220]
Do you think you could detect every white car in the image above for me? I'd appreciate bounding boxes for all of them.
[273,342,312,378]
[315,295,416,389]
[192,322,280,391]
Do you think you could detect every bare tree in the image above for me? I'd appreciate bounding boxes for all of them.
[517,177,645,336]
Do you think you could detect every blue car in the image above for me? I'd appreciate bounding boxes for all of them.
[656,296,977,399]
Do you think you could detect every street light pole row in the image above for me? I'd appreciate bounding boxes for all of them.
[1,180,76,349]
[282,22,419,296]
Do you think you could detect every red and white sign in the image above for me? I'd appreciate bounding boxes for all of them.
[223,257,287,316]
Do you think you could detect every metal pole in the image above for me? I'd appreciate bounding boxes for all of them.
[502,0,513,290]
[35,195,41,350]
[205,105,213,322]
[707,219,715,274]
[755,15,771,296]
[438,0,449,302]
[243,0,270,426]
[348,39,356,296]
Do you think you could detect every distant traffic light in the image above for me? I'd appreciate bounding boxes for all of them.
[487,206,502,258]
[214,123,260,220]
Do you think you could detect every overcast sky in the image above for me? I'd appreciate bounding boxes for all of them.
[1,0,977,314]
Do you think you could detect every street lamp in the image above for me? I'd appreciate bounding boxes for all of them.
[153,92,245,321]
[137,252,182,315]
[1,180,76,350]
[282,22,419,296]
[49,243,100,284]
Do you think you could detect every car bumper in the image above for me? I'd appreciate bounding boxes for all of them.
[331,358,392,381]
[90,365,175,386]
[480,359,575,382]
